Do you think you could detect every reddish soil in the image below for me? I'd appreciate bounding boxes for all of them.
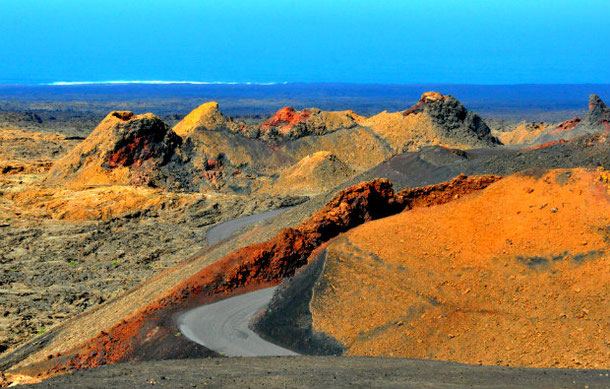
[551,117,581,135]
[261,107,312,134]
[111,111,134,121]
[35,174,501,378]
[528,139,568,150]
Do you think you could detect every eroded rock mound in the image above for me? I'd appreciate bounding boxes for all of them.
[269,151,355,196]
[172,102,237,136]
[363,92,500,152]
[407,92,499,145]
[260,107,360,140]
[45,111,182,187]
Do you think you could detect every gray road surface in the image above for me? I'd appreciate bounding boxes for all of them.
[177,287,298,357]
[178,207,298,357]
[206,207,289,246]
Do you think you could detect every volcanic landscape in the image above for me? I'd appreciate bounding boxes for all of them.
[1,88,610,388]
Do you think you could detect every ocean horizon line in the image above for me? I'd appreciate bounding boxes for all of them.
[44,80,288,86]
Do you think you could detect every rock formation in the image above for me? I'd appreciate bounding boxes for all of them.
[580,94,610,131]
[363,92,500,152]
[405,92,500,146]
[259,107,361,140]
[172,102,239,136]
[45,111,183,188]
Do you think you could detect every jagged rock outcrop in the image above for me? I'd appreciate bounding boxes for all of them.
[580,94,610,131]
[363,92,500,152]
[404,92,500,146]
[499,95,610,146]
[45,111,184,188]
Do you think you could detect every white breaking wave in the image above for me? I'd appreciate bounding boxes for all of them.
[45,80,285,86]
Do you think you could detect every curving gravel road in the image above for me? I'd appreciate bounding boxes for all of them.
[177,287,298,357]
[178,207,298,357]
[206,207,289,246]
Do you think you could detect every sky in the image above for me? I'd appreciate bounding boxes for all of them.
[0,0,609,85]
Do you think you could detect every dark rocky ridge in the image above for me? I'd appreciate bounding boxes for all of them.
[351,132,610,191]
[251,248,345,356]
[404,92,500,147]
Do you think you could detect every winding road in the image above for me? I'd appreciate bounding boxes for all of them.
[177,286,298,357]
[206,207,289,246]
[178,207,299,357]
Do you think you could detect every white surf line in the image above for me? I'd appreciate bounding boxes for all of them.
[177,286,298,357]
[45,80,286,86]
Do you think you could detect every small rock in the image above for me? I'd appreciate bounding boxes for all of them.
[551,207,558,213]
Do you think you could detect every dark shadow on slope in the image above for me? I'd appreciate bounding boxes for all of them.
[251,249,344,356]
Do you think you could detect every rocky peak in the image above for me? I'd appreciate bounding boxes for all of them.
[403,92,500,145]
[103,112,181,169]
[173,101,234,136]
[589,94,607,111]
[581,94,610,131]
[402,91,445,116]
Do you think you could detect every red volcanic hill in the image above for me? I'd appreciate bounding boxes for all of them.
[261,107,312,133]
[259,168,610,369]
